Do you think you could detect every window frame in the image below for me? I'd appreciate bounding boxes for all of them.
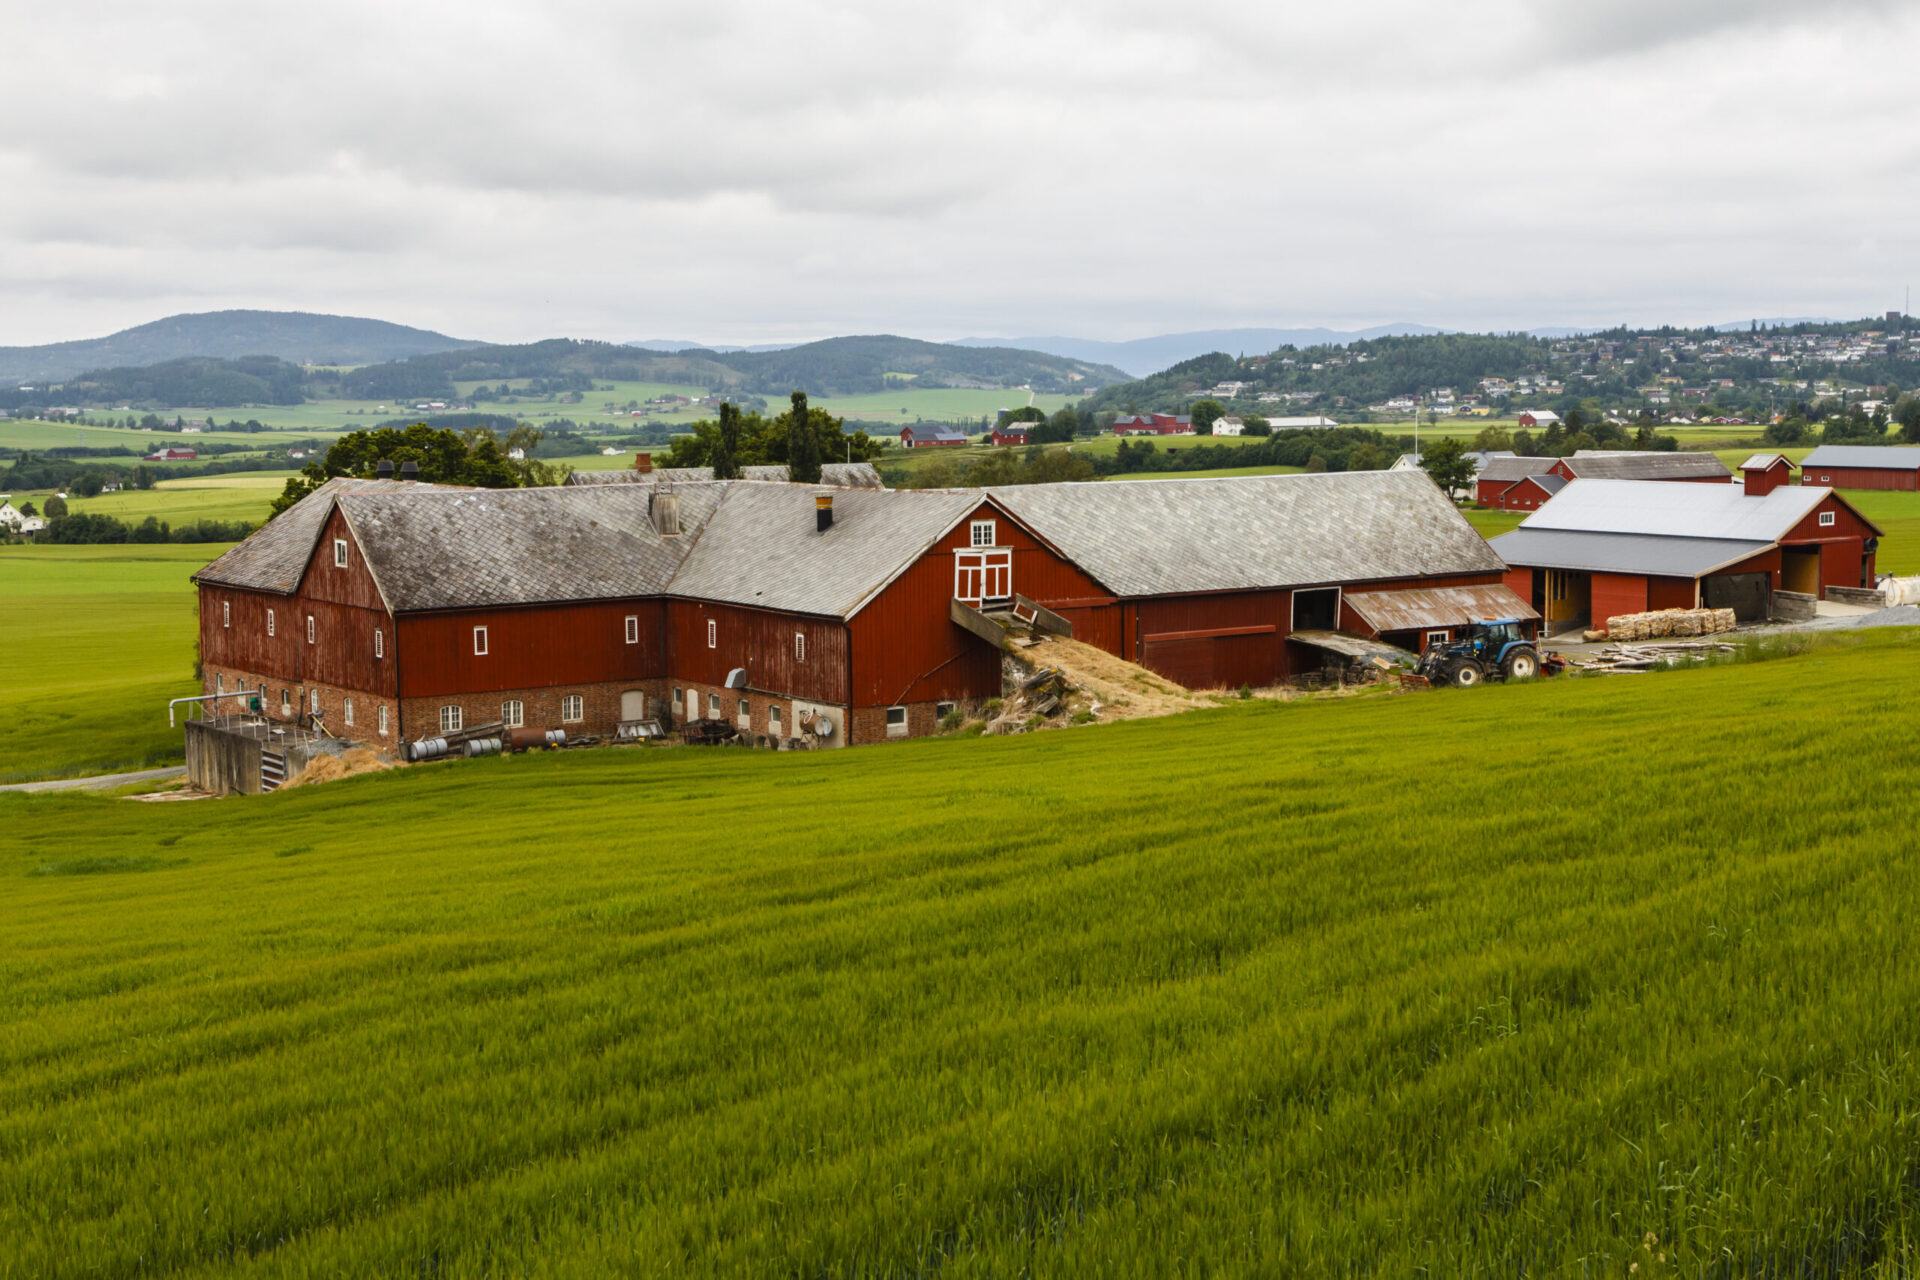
[769,704,782,728]
[885,705,909,737]
[280,688,290,714]
[502,699,525,728]
[707,619,717,649]
[333,538,349,569]
[561,694,584,723]
[440,704,463,734]
[222,600,230,628]
[708,692,721,718]
[310,689,320,715]
[936,700,956,721]
[378,704,389,736]
[473,625,488,656]
[624,614,639,645]
[795,631,806,662]
[267,608,275,637]
[374,628,384,659]
[344,698,354,728]
[306,615,315,645]
[969,519,997,548]
[1426,629,1450,651]
[1819,511,1837,527]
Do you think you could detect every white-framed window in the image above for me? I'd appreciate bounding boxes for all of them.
[708,692,720,717]
[222,600,230,628]
[334,538,348,568]
[707,619,717,648]
[769,704,782,728]
[374,628,384,659]
[378,705,389,736]
[625,615,639,644]
[473,626,488,656]
[561,695,583,723]
[215,673,223,695]
[502,699,524,728]
[936,700,956,720]
[672,686,682,705]
[279,688,290,714]
[440,705,463,733]
[344,698,354,728]
[885,706,909,737]
[795,632,806,661]
[1821,475,1830,482]
[970,519,996,547]
[953,549,1012,604]
[1819,511,1836,527]
[267,609,275,637]
[1426,630,1449,650]
[306,615,315,645]
[310,689,320,715]
[738,698,750,717]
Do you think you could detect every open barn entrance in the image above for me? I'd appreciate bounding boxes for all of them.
[1705,572,1770,622]
[1782,548,1821,597]
[1542,569,1591,635]
[1291,588,1340,632]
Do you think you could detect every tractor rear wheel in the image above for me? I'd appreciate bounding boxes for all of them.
[1445,659,1483,688]
[1501,647,1540,680]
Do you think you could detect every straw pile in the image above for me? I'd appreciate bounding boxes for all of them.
[1600,608,1736,641]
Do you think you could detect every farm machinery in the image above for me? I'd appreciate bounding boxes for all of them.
[1417,619,1552,688]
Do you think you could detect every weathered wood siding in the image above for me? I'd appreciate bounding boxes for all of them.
[398,600,666,700]
[667,600,850,705]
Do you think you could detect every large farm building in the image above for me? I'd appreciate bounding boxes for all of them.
[1796,445,1920,491]
[193,470,1529,749]
[1490,456,1882,631]
[1476,451,1732,511]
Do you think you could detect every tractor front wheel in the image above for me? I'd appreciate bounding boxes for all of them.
[1501,647,1540,680]
[1445,660,1483,688]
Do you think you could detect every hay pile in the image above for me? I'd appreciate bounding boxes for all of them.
[282,748,394,789]
[1600,608,1736,641]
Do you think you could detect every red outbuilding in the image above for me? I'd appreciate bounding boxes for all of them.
[1796,445,1920,491]
[989,424,1033,447]
[900,426,969,448]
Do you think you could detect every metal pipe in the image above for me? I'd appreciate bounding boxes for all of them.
[168,690,263,728]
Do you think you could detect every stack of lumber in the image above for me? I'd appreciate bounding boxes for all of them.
[1598,608,1736,641]
[1573,640,1738,673]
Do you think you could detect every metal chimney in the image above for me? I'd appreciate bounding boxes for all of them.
[400,460,419,481]
[376,459,394,479]
[815,493,833,533]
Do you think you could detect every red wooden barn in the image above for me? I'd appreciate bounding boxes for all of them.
[1111,413,1192,436]
[987,471,1534,686]
[1796,445,1920,491]
[1490,458,1882,632]
[1474,456,1559,509]
[900,426,969,448]
[988,424,1033,447]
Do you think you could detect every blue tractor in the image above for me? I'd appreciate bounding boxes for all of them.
[1416,619,1540,688]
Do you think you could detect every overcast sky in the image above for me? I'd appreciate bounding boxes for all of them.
[4,0,1918,347]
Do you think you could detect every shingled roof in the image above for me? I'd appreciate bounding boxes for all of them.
[983,471,1506,598]
[666,486,984,618]
[193,477,424,594]
[1560,451,1731,481]
[565,462,883,488]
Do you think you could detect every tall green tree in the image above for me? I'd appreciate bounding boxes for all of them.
[712,402,744,479]
[1418,436,1476,499]
[786,391,822,483]
[1189,399,1225,435]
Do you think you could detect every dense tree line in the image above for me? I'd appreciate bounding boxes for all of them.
[267,423,562,518]
[51,355,309,408]
[34,513,253,544]
[662,396,884,472]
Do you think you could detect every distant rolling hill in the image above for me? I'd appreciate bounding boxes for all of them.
[0,311,478,385]
[952,326,1451,379]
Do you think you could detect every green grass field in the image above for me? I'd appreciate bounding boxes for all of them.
[5,631,1920,1273]
[0,543,213,783]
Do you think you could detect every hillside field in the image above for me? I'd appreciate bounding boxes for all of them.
[5,630,1920,1274]
[0,543,212,782]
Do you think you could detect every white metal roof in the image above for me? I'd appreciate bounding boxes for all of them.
[1798,445,1920,470]
[1519,478,1828,542]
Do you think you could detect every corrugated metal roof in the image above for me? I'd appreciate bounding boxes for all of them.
[1525,473,1568,495]
[565,462,883,488]
[1489,528,1770,577]
[1477,456,1560,483]
[1521,478,1826,541]
[1740,452,1793,471]
[1345,584,1540,631]
[1288,630,1412,660]
[192,477,427,593]
[1798,445,1920,470]
[338,484,728,612]
[984,471,1506,598]
[1561,452,1731,480]
[665,485,983,618]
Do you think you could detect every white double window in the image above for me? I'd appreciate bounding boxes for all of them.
[440,705,463,733]
[502,699,524,728]
[561,695,583,723]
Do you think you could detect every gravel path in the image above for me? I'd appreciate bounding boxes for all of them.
[0,766,187,794]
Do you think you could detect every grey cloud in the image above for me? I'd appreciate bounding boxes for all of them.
[1532,0,1912,58]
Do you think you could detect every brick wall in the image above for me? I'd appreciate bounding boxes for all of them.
[201,664,402,751]
[401,678,671,742]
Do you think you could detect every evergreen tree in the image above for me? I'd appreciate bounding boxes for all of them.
[786,390,822,483]
[713,402,744,479]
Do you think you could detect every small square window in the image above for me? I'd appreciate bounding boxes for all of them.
[885,706,909,737]
[222,600,230,628]
[625,615,639,645]
[334,538,348,568]
[707,619,717,648]
[1819,511,1836,527]
[795,632,806,661]
[708,693,720,717]
[344,698,355,728]
[502,699,524,728]
[561,695,583,723]
[378,705,389,736]
[672,686,683,703]
[970,520,996,547]
[306,615,315,645]
[1426,630,1450,650]
[738,698,749,718]
[440,705,463,733]
[374,629,384,658]
[473,626,488,656]
[936,700,956,720]
[267,609,276,637]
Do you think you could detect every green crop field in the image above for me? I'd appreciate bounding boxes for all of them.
[0,543,215,783]
[6,631,1920,1274]
[57,473,297,527]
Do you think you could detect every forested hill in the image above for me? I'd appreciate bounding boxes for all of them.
[1078,319,1920,423]
[339,335,1128,401]
[0,311,477,384]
